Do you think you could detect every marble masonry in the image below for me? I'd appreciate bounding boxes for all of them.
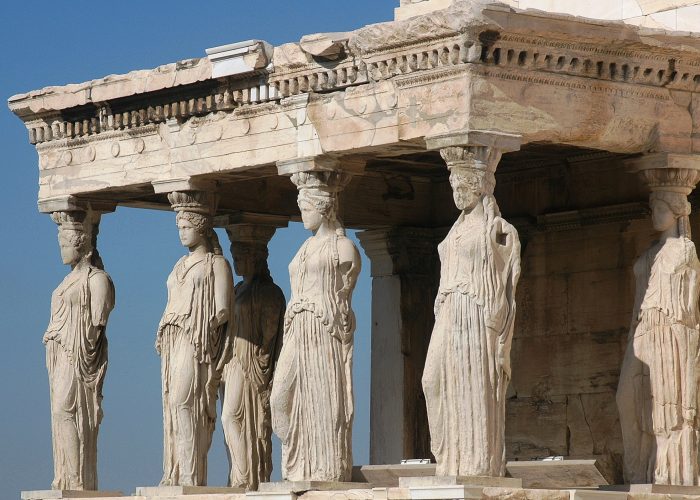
[13,0,700,498]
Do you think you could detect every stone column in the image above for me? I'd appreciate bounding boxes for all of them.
[357,228,439,465]
[271,156,362,482]
[214,213,288,490]
[618,153,700,486]
[152,182,235,487]
[423,130,521,478]
[39,196,116,492]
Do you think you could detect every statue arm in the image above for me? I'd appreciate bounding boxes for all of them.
[262,286,286,349]
[89,271,115,328]
[337,237,361,298]
[211,257,234,330]
[262,286,286,372]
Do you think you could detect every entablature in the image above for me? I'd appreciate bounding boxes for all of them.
[10,1,700,208]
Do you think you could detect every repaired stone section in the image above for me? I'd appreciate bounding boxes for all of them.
[482,488,569,500]
[8,58,211,117]
[301,491,374,500]
[506,397,568,459]
[566,393,622,459]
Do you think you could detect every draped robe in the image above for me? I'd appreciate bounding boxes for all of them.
[44,265,114,490]
[423,202,520,477]
[158,253,232,486]
[617,236,700,485]
[271,233,357,482]
[221,278,285,490]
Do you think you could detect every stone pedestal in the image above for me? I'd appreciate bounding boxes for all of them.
[21,492,122,500]
[400,477,522,500]
[506,459,613,489]
[604,483,700,495]
[258,482,367,494]
[399,476,522,488]
[249,482,371,500]
[135,486,244,497]
[353,464,436,487]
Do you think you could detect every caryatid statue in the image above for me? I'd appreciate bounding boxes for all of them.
[270,170,361,482]
[45,209,115,490]
[220,224,285,490]
[617,158,700,486]
[422,140,521,477]
[157,191,234,486]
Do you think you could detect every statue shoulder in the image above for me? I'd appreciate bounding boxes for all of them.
[87,268,115,306]
[212,253,233,271]
[336,234,360,263]
[678,237,700,268]
[261,280,287,303]
[88,268,113,289]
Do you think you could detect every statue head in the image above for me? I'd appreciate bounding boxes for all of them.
[449,167,495,212]
[441,146,497,212]
[226,224,275,282]
[52,211,96,266]
[650,190,691,236]
[168,191,222,254]
[291,171,351,232]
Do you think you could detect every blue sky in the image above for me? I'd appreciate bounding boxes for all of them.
[0,1,398,496]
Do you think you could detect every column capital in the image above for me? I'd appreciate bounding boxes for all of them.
[625,153,700,195]
[38,195,117,214]
[216,212,288,249]
[425,130,522,154]
[167,190,218,215]
[358,227,439,277]
[276,155,365,176]
[152,177,218,194]
[426,130,521,175]
[214,211,289,230]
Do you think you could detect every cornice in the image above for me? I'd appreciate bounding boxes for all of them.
[15,11,700,149]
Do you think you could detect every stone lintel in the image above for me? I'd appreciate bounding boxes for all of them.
[276,156,365,176]
[151,177,218,194]
[214,212,289,230]
[205,39,273,79]
[21,491,123,499]
[38,196,117,214]
[425,130,522,154]
[358,227,438,278]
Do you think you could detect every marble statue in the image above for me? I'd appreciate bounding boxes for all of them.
[45,210,115,490]
[270,171,361,482]
[157,191,234,486]
[423,147,521,477]
[220,225,285,490]
[617,189,700,486]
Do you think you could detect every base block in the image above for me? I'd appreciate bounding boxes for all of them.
[258,482,367,494]
[21,492,123,500]
[354,465,436,487]
[603,483,700,495]
[135,486,245,496]
[245,493,298,500]
[399,476,522,488]
[506,459,613,488]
